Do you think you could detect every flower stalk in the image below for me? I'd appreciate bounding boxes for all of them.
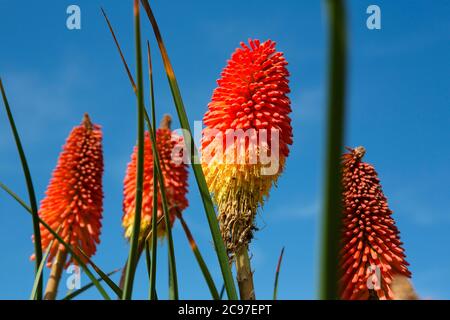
[235,245,255,300]
[44,250,67,300]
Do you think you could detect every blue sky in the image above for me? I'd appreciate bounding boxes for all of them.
[0,0,449,299]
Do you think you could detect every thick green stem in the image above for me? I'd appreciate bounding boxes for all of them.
[319,0,347,300]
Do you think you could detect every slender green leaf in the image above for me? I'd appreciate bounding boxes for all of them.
[175,210,220,300]
[143,246,157,300]
[143,242,159,300]
[273,247,285,300]
[77,248,123,297]
[145,108,179,300]
[147,39,159,301]
[101,7,178,300]
[144,241,151,277]
[0,181,30,212]
[0,182,112,300]
[122,0,146,300]
[119,215,164,293]
[319,0,347,300]
[219,284,226,300]
[139,0,238,300]
[62,269,119,300]
[0,78,43,299]
[101,7,136,91]
[143,216,165,243]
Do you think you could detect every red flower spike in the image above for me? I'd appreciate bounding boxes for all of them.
[122,115,189,240]
[32,113,104,267]
[203,39,292,158]
[340,146,411,300]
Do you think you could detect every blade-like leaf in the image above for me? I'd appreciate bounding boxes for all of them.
[0,181,30,212]
[122,0,146,300]
[139,0,238,300]
[100,7,137,92]
[143,242,159,300]
[320,0,347,300]
[147,39,159,301]
[146,107,179,300]
[273,247,285,300]
[145,106,179,300]
[0,78,43,299]
[175,210,220,300]
[62,269,119,300]
[219,284,226,300]
[144,241,151,278]
[101,7,178,300]
[77,247,123,297]
[0,182,112,300]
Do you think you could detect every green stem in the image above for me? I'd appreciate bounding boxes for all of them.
[147,40,159,301]
[122,0,146,300]
[319,0,347,300]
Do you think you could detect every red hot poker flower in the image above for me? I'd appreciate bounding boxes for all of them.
[201,39,292,256]
[341,146,411,300]
[203,39,292,158]
[32,114,104,267]
[122,115,189,241]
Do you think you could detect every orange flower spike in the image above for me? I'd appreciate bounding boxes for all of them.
[33,113,104,267]
[201,39,292,257]
[340,146,411,300]
[122,115,189,241]
[203,39,292,156]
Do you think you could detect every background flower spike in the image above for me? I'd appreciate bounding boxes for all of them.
[340,146,411,300]
[122,114,189,242]
[33,113,104,299]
